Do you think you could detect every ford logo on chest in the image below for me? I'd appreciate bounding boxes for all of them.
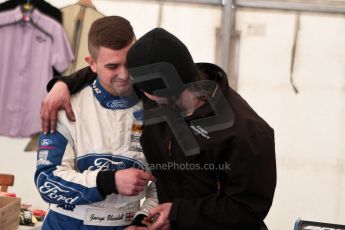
[106,100,128,109]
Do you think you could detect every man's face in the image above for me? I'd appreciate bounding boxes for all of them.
[87,43,133,96]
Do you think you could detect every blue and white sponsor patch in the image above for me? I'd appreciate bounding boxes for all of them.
[40,138,53,146]
[133,110,143,122]
[38,150,49,160]
[37,150,52,165]
[106,100,128,109]
[38,178,82,204]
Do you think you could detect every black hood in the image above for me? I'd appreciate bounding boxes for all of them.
[195,62,230,93]
[127,28,198,95]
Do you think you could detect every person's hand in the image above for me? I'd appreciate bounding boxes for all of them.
[146,203,172,230]
[41,81,76,134]
[115,168,156,196]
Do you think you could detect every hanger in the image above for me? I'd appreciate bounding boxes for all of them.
[22,0,33,22]
[22,0,33,12]
[77,0,95,9]
[0,1,53,42]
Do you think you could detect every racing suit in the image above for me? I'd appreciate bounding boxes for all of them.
[35,78,157,230]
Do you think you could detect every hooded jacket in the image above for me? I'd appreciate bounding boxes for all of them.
[139,62,276,230]
[49,62,276,230]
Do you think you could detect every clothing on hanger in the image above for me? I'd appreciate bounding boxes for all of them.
[0,6,74,137]
[0,4,54,42]
[77,0,95,9]
[0,0,62,23]
[0,0,65,82]
[61,3,103,74]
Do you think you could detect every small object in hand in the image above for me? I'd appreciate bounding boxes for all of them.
[150,213,160,223]
[141,214,160,227]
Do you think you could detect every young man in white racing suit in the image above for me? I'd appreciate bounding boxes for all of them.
[34,16,157,230]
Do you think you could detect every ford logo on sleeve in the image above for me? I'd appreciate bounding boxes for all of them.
[40,139,53,146]
[106,100,128,109]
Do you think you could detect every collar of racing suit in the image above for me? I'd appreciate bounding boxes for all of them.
[92,77,140,110]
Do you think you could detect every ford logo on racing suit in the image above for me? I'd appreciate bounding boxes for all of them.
[88,158,125,171]
[39,182,79,204]
[87,158,144,171]
[106,100,128,109]
[40,139,53,146]
[78,155,145,172]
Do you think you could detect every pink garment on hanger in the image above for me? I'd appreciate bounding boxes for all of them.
[0,7,74,137]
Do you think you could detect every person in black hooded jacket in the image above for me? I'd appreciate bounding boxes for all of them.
[41,28,276,230]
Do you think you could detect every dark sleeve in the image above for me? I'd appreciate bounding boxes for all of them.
[47,66,97,94]
[96,170,118,197]
[168,130,276,230]
[131,214,147,226]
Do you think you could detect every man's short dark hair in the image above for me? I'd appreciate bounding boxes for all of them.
[88,16,135,59]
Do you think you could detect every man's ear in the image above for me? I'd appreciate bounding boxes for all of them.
[85,55,97,73]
